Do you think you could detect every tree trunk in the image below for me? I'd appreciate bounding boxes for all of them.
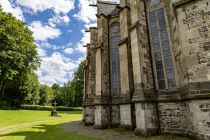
[0,79,4,101]
[1,82,6,101]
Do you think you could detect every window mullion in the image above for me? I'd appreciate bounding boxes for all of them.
[156,8,169,90]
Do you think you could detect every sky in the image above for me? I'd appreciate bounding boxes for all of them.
[0,0,119,86]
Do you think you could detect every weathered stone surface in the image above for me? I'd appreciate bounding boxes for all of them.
[83,0,210,139]
[84,106,95,126]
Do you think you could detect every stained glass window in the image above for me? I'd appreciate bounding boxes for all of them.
[148,0,176,90]
[110,25,121,96]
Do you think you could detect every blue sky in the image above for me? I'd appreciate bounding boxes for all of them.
[0,0,119,86]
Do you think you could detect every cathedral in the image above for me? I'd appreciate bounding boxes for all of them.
[83,0,210,139]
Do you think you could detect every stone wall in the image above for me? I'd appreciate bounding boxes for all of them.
[188,100,210,139]
[135,103,157,135]
[84,106,95,126]
[158,102,189,133]
[158,100,210,139]
[83,0,210,139]
[111,105,120,127]
[175,0,210,83]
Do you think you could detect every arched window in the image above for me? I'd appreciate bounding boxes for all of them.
[148,0,176,90]
[110,24,121,96]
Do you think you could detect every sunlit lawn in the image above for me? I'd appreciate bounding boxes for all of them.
[0,110,99,140]
[0,110,190,140]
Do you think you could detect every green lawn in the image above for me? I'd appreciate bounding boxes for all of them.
[0,110,190,140]
[0,110,99,140]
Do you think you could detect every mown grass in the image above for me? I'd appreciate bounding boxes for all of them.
[0,110,191,140]
[0,110,99,140]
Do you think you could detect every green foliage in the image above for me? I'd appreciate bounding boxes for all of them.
[20,105,53,111]
[39,85,53,105]
[20,105,82,111]
[0,7,85,109]
[20,72,40,105]
[2,72,40,108]
[49,60,86,107]
[56,106,82,111]
[0,8,40,107]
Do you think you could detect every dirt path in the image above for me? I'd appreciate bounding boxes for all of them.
[62,121,143,140]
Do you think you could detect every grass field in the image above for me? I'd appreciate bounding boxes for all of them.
[0,110,190,140]
[0,110,99,140]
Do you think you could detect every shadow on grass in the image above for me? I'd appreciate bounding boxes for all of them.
[0,123,97,140]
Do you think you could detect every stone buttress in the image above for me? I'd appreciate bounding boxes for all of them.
[83,0,210,139]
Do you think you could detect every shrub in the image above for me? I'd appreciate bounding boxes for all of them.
[20,105,82,111]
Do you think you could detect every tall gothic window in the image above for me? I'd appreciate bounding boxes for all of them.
[148,0,176,90]
[110,24,120,96]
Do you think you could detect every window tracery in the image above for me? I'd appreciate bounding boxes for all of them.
[148,0,176,90]
[110,24,121,96]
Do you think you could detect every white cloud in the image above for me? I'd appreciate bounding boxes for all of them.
[48,14,70,27]
[37,52,78,86]
[74,0,96,24]
[29,21,61,41]
[75,29,89,54]
[16,0,75,14]
[64,48,74,55]
[0,0,24,20]
[106,0,120,3]
[37,47,47,57]
[84,22,97,29]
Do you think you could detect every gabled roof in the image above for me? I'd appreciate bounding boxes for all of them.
[97,0,120,16]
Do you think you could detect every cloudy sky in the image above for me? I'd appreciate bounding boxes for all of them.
[0,0,119,86]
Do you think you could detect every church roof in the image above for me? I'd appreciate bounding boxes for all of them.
[97,1,120,16]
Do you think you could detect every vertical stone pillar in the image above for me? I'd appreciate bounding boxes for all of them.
[94,14,110,129]
[83,27,98,126]
[129,0,158,135]
[118,0,134,129]
[83,43,95,125]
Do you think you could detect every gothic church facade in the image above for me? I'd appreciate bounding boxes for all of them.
[83,0,210,139]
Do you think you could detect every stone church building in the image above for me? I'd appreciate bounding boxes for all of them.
[83,0,210,139]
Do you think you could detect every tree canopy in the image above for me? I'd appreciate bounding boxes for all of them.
[0,8,86,109]
[0,8,40,107]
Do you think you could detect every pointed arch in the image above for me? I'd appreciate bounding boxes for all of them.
[110,22,121,96]
[147,0,176,90]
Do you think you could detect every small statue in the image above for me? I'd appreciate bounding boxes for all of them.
[51,101,58,116]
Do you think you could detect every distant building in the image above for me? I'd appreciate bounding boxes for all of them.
[83,0,210,139]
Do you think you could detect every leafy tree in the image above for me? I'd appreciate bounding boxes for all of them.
[21,72,40,105]
[0,8,40,101]
[4,72,40,107]
[39,85,53,106]
[71,60,85,106]
[50,60,86,107]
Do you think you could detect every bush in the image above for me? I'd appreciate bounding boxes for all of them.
[0,101,20,110]
[20,105,82,111]
[56,106,82,111]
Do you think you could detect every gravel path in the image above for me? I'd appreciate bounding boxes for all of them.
[62,121,145,140]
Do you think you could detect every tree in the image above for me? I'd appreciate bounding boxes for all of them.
[21,72,40,105]
[39,85,53,105]
[4,72,40,107]
[72,60,85,106]
[0,8,40,101]
[50,60,86,107]
[51,83,63,105]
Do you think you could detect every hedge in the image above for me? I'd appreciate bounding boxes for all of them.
[20,105,82,111]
